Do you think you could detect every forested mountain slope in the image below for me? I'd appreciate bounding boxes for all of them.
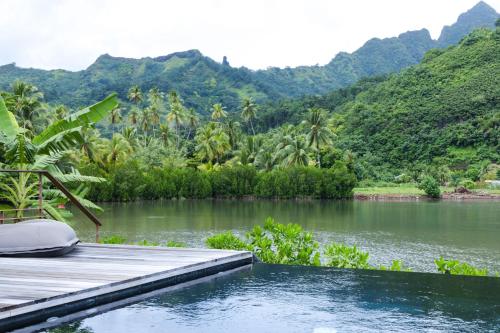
[309,27,499,179]
[0,2,497,114]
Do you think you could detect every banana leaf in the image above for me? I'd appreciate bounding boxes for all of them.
[33,93,118,146]
[0,96,19,141]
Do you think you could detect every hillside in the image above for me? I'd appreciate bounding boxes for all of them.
[265,26,499,179]
[0,2,497,115]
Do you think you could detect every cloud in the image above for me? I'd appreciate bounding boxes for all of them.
[0,0,497,71]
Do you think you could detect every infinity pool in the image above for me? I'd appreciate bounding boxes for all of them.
[46,264,500,333]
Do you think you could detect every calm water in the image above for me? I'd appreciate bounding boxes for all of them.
[70,200,500,272]
[46,264,500,333]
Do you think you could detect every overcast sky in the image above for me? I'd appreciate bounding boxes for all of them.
[0,0,498,71]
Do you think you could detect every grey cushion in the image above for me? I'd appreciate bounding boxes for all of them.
[0,219,79,257]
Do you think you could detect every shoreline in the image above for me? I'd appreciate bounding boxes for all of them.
[354,192,500,201]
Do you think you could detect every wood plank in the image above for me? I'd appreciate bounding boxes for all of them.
[0,243,253,332]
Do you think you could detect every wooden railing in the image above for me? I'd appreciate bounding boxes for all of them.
[0,170,102,242]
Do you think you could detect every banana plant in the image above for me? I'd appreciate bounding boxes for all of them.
[0,94,118,220]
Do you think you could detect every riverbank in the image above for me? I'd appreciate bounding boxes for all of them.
[353,186,500,201]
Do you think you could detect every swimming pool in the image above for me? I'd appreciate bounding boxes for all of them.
[44,264,499,333]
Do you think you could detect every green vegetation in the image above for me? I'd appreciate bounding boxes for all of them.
[323,243,370,269]
[435,257,489,276]
[100,236,186,248]
[0,3,496,113]
[206,218,492,276]
[418,176,441,198]
[1,24,499,216]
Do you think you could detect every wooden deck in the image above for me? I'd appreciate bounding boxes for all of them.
[0,243,253,332]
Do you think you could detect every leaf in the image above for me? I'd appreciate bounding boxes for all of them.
[0,96,19,141]
[33,93,118,146]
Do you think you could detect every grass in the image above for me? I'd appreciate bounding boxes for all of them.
[353,184,499,196]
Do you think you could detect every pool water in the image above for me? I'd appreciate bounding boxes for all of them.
[46,264,500,333]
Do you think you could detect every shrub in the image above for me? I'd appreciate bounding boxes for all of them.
[141,168,177,199]
[210,165,257,197]
[247,217,321,266]
[176,168,212,198]
[459,178,475,190]
[136,239,160,246]
[109,162,145,201]
[206,232,249,251]
[418,175,441,198]
[378,260,412,272]
[100,235,127,244]
[323,243,370,269]
[435,257,488,276]
[321,161,357,198]
[166,240,186,248]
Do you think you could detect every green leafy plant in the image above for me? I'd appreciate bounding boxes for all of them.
[247,217,321,266]
[100,235,127,244]
[165,240,186,248]
[323,243,370,269]
[379,260,412,272]
[206,231,249,251]
[435,257,488,276]
[418,175,441,198]
[135,240,160,246]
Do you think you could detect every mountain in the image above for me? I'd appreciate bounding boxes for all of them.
[0,2,497,114]
[438,1,499,46]
[270,26,499,178]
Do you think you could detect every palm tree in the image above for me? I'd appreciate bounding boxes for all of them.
[148,87,163,106]
[140,108,151,137]
[302,108,334,167]
[79,127,101,163]
[241,97,257,136]
[159,124,175,148]
[185,108,199,139]
[167,91,186,148]
[54,105,69,120]
[195,122,230,164]
[279,135,310,167]
[129,107,139,127]
[109,104,123,133]
[224,119,241,150]
[6,80,44,134]
[211,103,227,122]
[149,105,161,137]
[127,85,143,105]
[102,134,133,166]
[121,126,138,150]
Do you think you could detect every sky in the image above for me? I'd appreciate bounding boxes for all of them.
[0,0,498,71]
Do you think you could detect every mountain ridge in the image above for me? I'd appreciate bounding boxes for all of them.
[0,1,497,113]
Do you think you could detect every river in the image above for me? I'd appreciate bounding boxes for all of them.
[70,200,500,273]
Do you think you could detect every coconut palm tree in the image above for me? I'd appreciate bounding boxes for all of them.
[149,105,161,137]
[101,133,133,166]
[127,85,143,105]
[278,135,310,167]
[241,97,257,136]
[5,80,45,135]
[140,107,151,136]
[195,122,230,164]
[211,103,227,122]
[109,104,123,133]
[167,91,186,148]
[159,124,175,148]
[185,108,199,139]
[54,105,69,120]
[121,126,138,150]
[302,108,334,167]
[148,87,163,106]
[129,107,139,127]
[224,119,241,150]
